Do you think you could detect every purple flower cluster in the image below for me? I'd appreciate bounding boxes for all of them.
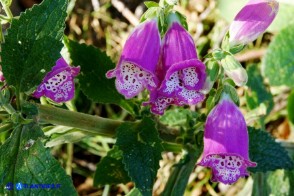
[107,18,206,115]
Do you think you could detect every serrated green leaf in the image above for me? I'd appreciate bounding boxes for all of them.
[65,39,137,115]
[248,127,294,173]
[246,65,274,114]
[116,117,163,196]
[0,123,77,195]
[144,1,159,8]
[287,90,294,124]
[1,0,68,93]
[94,146,130,186]
[263,24,294,87]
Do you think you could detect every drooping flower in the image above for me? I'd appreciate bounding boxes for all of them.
[33,58,80,103]
[145,18,206,115]
[198,94,256,184]
[106,19,161,99]
[229,0,279,46]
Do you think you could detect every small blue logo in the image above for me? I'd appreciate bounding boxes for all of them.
[16,182,23,190]
[5,182,13,191]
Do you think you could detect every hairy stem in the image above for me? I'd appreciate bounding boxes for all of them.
[36,104,123,137]
[35,104,180,147]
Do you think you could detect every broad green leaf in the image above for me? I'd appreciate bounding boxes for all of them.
[288,90,294,124]
[162,145,202,196]
[263,24,294,87]
[94,146,130,186]
[116,117,164,196]
[1,0,68,93]
[0,123,77,195]
[65,39,138,115]
[246,65,274,114]
[248,127,294,173]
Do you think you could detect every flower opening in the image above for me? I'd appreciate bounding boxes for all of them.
[106,19,161,99]
[146,21,206,115]
[33,58,80,103]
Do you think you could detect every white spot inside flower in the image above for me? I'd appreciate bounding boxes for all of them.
[116,62,156,98]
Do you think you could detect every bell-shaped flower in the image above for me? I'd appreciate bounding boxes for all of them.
[145,18,206,115]
[33,58,80,103]
[106,19,161,99]
[198,94,256,184]
[229,0,279,46]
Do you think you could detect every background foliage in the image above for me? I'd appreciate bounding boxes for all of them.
[0,0,293,195]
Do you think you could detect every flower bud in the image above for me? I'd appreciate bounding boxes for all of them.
[221,54,248,86]
[229,0,279,46]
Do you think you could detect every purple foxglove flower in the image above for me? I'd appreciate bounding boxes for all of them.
[106,19,160,99]
[33,58,80,103]
[198,94,256,184]
[229,0,279,46]
[146,21,206,115]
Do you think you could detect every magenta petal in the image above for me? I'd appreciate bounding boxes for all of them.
[198,95,256,184]
[106,19,161,99]
[229,0,279,46]
[157,22,206,105]
[33,58,80,103]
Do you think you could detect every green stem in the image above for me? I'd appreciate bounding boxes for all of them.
[0,92,16,114]
[1,2,13,19]
[36,104,123,138]
[0,14,11,21]
[66,143,73,176]
[36,104,179,144]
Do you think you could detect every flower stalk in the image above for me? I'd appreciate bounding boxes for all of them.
[35,104,180,145]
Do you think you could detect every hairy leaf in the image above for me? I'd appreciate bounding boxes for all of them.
[263,25,294,87]
[94,146,130,186]
[1,0,68,93]
[116,117,163,196]
[0,123,76,195]
[65,39,137,115]
[248,127,294,173]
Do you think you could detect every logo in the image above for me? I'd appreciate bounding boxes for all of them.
[16,182,23,190]
[5,182,13,191]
